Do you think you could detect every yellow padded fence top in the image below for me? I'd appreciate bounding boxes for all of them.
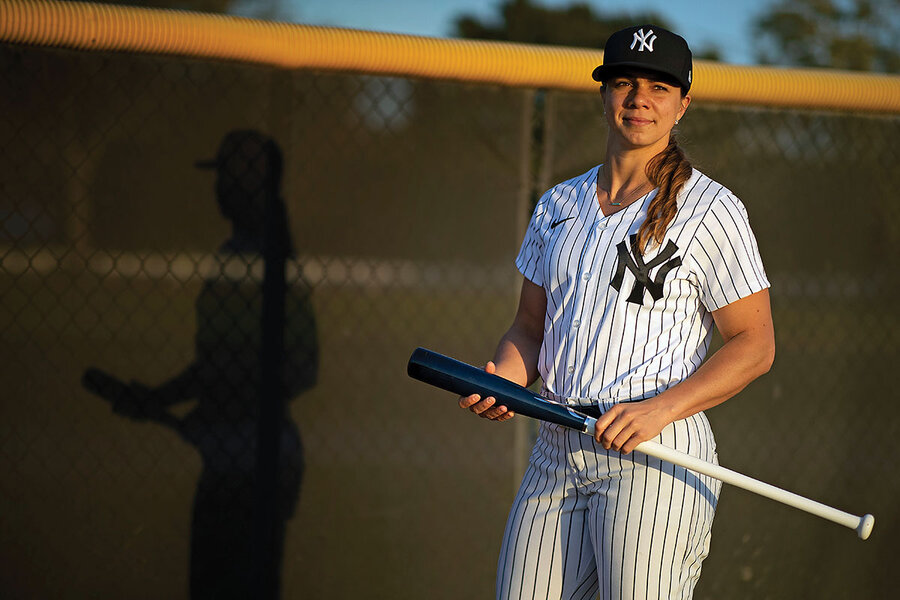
[2,0,899,114]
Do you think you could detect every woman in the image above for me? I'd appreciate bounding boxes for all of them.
[461,25,775,600]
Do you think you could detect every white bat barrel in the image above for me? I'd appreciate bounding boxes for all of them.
[580,417,874,540]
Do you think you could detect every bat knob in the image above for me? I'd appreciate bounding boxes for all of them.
[857,514,875,540]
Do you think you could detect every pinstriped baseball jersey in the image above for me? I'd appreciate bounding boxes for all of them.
[497,165,769,600]
[515,166,769,405]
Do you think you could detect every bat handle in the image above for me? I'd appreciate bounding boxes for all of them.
[578,418,874,539]
[582,416,597,435]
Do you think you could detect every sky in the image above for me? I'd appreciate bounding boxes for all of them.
[264,0,779,66]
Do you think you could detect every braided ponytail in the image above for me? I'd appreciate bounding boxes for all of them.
[636,135,693,254]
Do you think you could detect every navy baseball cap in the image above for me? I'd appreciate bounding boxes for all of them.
[592,24,693,91]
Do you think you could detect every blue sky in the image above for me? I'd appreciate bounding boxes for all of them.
[265,0,778,65]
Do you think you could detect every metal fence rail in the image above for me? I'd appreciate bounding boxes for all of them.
[1,5,898,600]
[2,0,900,112]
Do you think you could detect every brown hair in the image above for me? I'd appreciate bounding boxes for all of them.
[636,135,692,254]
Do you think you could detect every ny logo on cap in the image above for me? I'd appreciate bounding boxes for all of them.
[630,28,657,52]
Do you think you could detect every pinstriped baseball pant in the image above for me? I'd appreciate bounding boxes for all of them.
[496,406,721,600]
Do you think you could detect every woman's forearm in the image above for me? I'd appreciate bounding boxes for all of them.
[592,290,775,454]
[649,327,775,423]
[492,327,543,388]
[489,277,547,388]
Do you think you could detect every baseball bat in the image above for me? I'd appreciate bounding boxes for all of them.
[407,347,875,540]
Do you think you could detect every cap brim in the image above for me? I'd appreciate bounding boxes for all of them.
[592,62,689,90]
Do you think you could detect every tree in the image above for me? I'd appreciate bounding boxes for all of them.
[754,0,900,72]
[453,0,722,60]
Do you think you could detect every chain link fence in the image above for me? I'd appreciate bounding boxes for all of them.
[1,37,897,600]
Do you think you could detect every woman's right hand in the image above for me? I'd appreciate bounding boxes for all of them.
[458,361,516,422]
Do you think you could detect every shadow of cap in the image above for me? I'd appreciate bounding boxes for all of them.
[195,130,283,177]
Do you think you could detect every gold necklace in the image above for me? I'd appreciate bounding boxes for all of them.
[597,166,652,207]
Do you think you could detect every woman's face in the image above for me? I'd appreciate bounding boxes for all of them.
[601,69,691,153]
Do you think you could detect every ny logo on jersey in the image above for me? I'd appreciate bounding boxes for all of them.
[630,28,657,52]
[610,234,681,305]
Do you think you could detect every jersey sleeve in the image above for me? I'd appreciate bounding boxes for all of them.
[691,194,770,311]
[514,195,549,286]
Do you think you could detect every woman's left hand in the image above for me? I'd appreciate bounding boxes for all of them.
[592,398,673,454]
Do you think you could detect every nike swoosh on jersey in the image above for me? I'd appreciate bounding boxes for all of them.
[550,217,574,229]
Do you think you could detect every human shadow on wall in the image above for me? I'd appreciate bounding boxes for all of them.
[82,130,318,599]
